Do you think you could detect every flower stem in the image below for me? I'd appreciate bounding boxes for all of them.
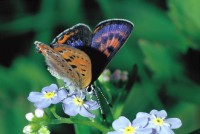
[49,105,109,133]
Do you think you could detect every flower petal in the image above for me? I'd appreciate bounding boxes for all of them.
[160,125,175,134]
[112,116,131,130]
[136,112,150,118]
[51,95,62,104]
[79,106,95,118]
[52,90,67,104]
[63,96,74,104]
[28,92,44,103]
[34,99,51,108]
[146,123,160,132]
[107,131,122,134]
[84,100,100,110]
[132,117,148,128]
[62,103,79,116]
[42,84,57,92]
[165,118,182,129]
[150,110,167,118]
[57,89,68,100]
[136,128,153,134]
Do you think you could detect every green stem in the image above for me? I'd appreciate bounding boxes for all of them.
[49,105,109,133]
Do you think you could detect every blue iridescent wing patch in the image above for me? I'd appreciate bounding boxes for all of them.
[90,19,134,82]
[51,24,92,48]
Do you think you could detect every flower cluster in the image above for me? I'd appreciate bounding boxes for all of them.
[108,110,182,134]
[26,83,183,134]
[23,109,50,134]
[28,84,100,119]
[99,69,129,87]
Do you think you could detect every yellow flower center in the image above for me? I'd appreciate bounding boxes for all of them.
[124,126,135,134]
[73,98,84,106]
[153,118,164,126]
[44,92,55,99]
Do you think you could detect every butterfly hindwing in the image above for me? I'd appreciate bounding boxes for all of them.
[51,24,92,48]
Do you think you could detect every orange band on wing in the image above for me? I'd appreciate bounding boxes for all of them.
[57,32,75,44]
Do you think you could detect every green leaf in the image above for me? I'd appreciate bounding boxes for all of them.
[138,39,183,79]
[168,0,200,49]
[189,128,200,134]
[167,82,200,104]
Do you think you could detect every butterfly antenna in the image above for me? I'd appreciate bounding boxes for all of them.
[90,85,106,120]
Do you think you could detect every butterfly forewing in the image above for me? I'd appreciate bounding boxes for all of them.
[90,19,134,82]
[53,44,92,89]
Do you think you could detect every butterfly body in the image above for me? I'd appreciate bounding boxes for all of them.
[35,19,133,90]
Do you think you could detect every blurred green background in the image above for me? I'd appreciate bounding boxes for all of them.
[0,0,200,133]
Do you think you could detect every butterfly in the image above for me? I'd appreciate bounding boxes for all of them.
[35,19,134,91]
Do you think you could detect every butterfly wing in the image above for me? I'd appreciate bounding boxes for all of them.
[35,41,92,89]
[51,24,92,48]
[53,44,92,89]
[90,19,134,83]
[34,41,81,89]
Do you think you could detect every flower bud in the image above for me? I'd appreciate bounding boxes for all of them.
[111,69,121,82]
[23,124,40,133]
[25,112,34,121]
[38,126,50,134]
[35,108,44,118]
[121,71,128,82]
[99,69,111,82]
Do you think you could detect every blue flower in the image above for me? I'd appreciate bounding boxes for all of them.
[28,84,68,109]
[108,116,152,134]
[136,110,182,134]
[62,91,99,118]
